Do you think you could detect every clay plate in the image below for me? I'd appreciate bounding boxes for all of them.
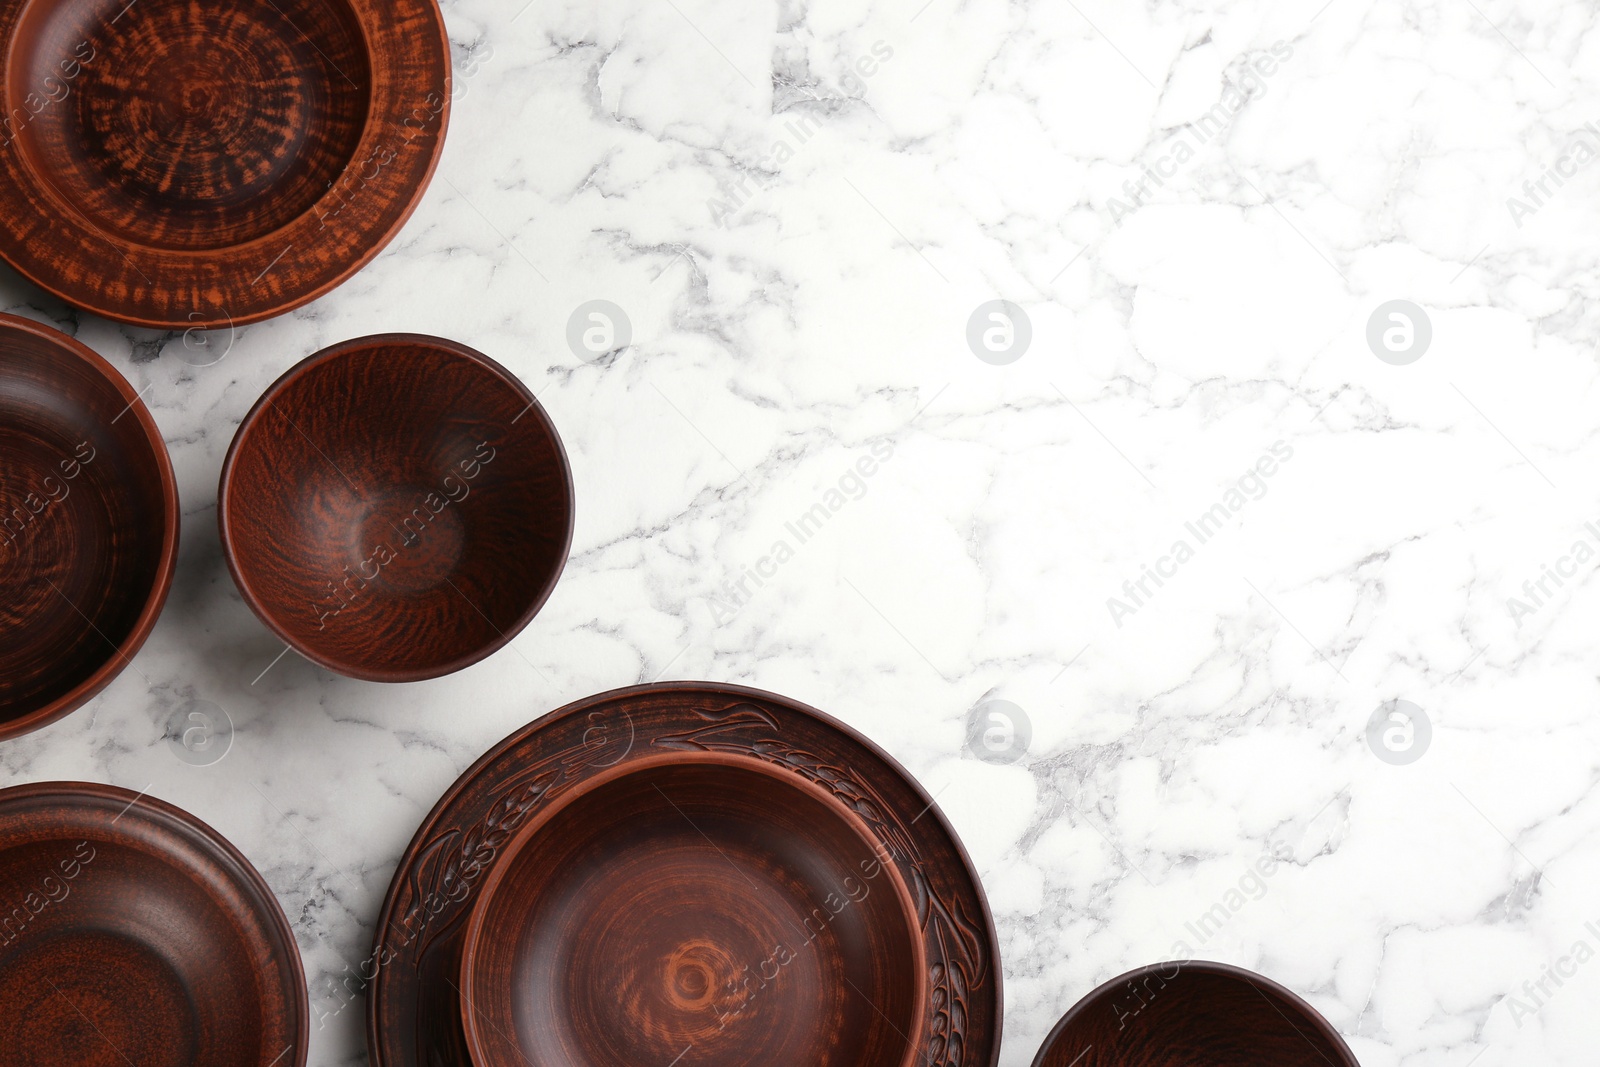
[367,682,1002,1067]
[219,334,574,682]
[0,0,449,328]
[461,753,927,1067]
[0,314,178,740]
[1031,960,1358,1067]
[0,781,307,1067]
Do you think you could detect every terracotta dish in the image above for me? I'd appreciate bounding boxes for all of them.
[0,314,177,740]
[367,682,1002,1067]
[0,782,307,1067]
[461,753,926,1067]
[0,0,449,327]
[219,335,573,682]
[1031,960,1358,1067]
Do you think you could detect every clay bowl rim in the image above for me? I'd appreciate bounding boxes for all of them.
[217,333,575,683]
[0,313,179,742]
[0,779,309,1066]
[1029,959,1359,1067]
[457,748,931,1067]
[0,0,451,330]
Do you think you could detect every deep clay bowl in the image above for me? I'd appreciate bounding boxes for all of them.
[0,314,177,740]
[0,0,449,327]
[1032,960,1359,1067]
[461,753,928,1067]
[0,782,307,1067]
[219,335,574,682]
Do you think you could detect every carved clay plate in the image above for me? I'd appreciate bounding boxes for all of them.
[367,682,1002,1067]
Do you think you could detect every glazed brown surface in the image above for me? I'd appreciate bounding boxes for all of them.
[219,335,573,682]
[0,782,307,1067]
[0,314,177,740]
[368,683,1002,1067]
[461,756,925,1067]
[0,0,448,327]
[1032,961,1359,1067]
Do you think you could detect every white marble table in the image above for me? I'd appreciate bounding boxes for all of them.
[4,0,1596,1063]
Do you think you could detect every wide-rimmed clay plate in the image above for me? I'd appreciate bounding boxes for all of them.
[0,781,307,1067]
[0,0,449,328]
[367,682,1002,1067]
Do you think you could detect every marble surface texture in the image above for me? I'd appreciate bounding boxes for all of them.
[3,0,1599,1063]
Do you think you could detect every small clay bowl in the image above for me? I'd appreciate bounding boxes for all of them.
[0,314,178,740]
[0,0,449,328]
[460,753,928,1067]
[1032,960,1358,1067]
[219,335,573,682]
[0,781,307,1067]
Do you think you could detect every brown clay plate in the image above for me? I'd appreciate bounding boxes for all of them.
[0,0,449,328]
[0,781,308,1067]
[1031,960,1358,1067]
[367,682,1002,1067]
[0,313,178,740]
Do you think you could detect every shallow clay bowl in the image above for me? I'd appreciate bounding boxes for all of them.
[220,335,573,682]
[0,782,307,1067]
[461,753,927,1067]
[0,0,448,327]
[0,314,177,740]
[1032,961,1358,1067]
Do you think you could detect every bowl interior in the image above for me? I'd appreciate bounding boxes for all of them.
[8,0,371,250]
[0,799,300,1067]
[1036,962,1355,1067]
[0,326,171,732]
[222,338,572,680]
[463,757,925,1067]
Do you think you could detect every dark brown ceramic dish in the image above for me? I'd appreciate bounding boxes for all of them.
[461,753,927,1067]
[1032,960,1358,1067]
[368,682,1002,1067]
[0,0,449,328]
[219,335,573,682]
[0,314,177,740]
[0,781,307,1067]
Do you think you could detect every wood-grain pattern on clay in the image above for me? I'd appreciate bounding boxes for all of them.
[0,314,177,740]
[0,0,449,327]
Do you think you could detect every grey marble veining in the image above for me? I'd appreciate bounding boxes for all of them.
[4,0,1599,1063]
